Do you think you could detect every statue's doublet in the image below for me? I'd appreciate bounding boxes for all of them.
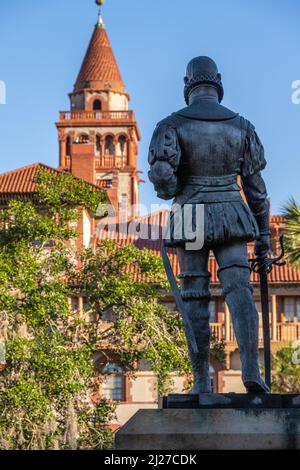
[148,98,267,247]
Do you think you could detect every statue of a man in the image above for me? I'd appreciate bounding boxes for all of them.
[148,57,270,394]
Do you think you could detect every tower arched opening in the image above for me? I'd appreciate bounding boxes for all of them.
[93,99,102,111]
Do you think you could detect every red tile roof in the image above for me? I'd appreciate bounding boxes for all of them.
[0,163,59,195]
[97,210,300,285]
[0,163,105,204]
[74,24,126,94]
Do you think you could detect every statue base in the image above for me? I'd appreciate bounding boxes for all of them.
[115,394,300,450]
[162,392,300,409]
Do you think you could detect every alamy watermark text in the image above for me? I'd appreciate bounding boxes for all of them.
[0,80,6,105]
[291,80,300,104]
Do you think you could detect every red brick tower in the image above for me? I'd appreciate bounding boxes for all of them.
[56,9,141,218]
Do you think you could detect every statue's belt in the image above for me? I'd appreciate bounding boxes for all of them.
[184,174,238,186]
[175,174,242,204]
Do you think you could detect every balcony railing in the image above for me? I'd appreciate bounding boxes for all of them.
[211,323,224,341]
[95,155,128,169]
[210,322,300,344]
[277,323,300,342]
[59,110,135,122]
[63,155,127,170]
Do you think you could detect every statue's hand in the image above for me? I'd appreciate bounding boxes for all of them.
[254,235,270,260]
[148,161,179,200]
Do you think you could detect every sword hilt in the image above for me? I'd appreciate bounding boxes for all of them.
[249,235,286,274]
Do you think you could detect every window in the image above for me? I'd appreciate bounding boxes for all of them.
[83,297,90,312]
[297,299,300,322]
[96,135,102,155]
[105,136,115,155]
[93,99,102,111]
[101,364,124,401]
[255,300,271,321]
[209,300,216,323]
[118,135,127,156]
[70,297,78,311]
[284,298,295,323]
[102,363,123,375]
[66,136,71,156]
[97,179,113,190]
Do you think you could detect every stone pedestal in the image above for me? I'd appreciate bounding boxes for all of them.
[115,394,300,450]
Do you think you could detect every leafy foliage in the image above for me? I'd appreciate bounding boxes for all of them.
[272,344,300,393]
[0,170,225,449]
[281,198,300,267]
[75,241,225,395]
[0,172,113,450]
[35,170,107,215]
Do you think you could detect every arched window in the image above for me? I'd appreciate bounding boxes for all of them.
[101,364,124,401]
[118,135,127,156]
[96,135,102,155]
[66,136,71,156]
[93,99,102,111]
[78,134,89,144]
[105,135,115,155]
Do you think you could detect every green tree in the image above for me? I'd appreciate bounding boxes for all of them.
[0,171,113,450]
[75,241,225,395]
[281,198,300,268]
[75,241,188,395]
[0,170,225,449]
[272,344,300,393]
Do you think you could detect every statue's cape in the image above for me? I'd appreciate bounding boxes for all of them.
[174,99,239,122]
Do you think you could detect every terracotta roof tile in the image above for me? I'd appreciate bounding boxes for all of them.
[0,164,59,194]
[74,25,126,94]
[97,210,300,285]
[0,163,105,204]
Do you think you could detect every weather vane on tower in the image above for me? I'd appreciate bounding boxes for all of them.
[95,0,105,28]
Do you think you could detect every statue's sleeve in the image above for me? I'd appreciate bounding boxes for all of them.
[241,122,270,236]
[148,122,181,200]
[240,122,267,177]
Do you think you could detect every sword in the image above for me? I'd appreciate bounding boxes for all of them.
[249,236,286,389]
[161,241,199,354]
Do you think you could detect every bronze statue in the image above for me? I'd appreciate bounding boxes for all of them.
[148,56,271,394]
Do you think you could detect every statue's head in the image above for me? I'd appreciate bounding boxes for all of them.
[184,56,224,105]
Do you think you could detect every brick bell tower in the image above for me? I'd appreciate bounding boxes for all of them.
[56,5,141,219]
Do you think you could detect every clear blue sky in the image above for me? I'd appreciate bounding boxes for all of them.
[0,0,299,213]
